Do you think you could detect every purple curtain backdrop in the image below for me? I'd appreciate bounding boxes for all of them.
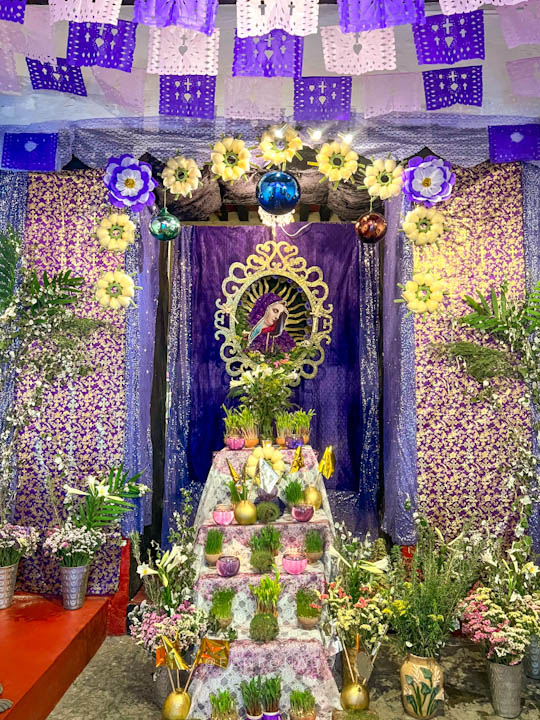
[164,224,380,539]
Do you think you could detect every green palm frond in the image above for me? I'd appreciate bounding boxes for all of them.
[0,227,21,314]
[459,282,512,334]
[24,269,84,320]
[523,280,540,333]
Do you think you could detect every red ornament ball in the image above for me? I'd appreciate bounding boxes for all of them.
[354,212,387,243]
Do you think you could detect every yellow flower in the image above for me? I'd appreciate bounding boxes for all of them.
[402,206,445,246]
[364,158,403,200]
[162,155,201,198]
[399,268,447,316]
[211,136,251,183]
[315,141,358,185]
[95,269,136,310]
[258,126,303,169]
[95,213,136,253]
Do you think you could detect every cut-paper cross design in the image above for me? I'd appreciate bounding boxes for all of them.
[294,75,352,121]
[506,56,540,98]
[422,64,482,109]
[362,71,422,118]
[26,56,87,96]
[133,0,218,35]
[233,29,304,77]
[236,0,319,38]
[223,76,284,119]
[1,132,58,170]
[497,0,540,49]
[159,73,216,117]
[0,0,26,24]
[48,0,123,25]
[337,0,425,33]
[66,20,137,72]
[147,26,220,75]
[412,10,485,65]
[488,124,540,162]
[320,25,396,75]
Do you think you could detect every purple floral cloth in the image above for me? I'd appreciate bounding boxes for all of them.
[196,516,332,550]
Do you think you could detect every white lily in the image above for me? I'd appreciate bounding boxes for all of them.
[137,563,159,579]
[63,484,89,497]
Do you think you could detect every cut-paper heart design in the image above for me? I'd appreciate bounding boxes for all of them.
[353,42,363,55]
[511,132,524,143]
[24,141,38,152]
[308,84,315,91]
[265,49,274,59]
[318,95,326,104]
[95,37,105,48]
[184,92,191,101]
[178,45,187,56]
[431,24,439,32]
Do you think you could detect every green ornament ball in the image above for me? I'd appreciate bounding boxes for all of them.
[149,207,181,241]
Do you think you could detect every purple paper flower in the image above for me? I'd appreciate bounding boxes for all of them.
[401,155,456,207]
[104,154,157,212]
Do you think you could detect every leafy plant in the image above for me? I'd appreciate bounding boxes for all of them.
[296,588,321,619]
[222,405,241,437]
[275,412,294,438]
[292,410,315,436]
[249,613,279,643]
[304,530,323,554]
[289,689,315,717]
[261,676,282,712]
[211,588,235,620]
[237,406,259,441]
[250,527,282,554]
[434,341,518,384]
[256,501,280,524]
[240,677,263,717]
[250,549,274,574]
[228,480,248,504]
[210,689,237,720]
[205,529,224,555]
[284,479,304,506]
[249,572,282,614]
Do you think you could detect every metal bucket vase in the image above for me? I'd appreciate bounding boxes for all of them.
[525,635,540,680]
[60,564,90,610]
[0,562,19,610]
[487,661,522,718]
[400,654,444,719]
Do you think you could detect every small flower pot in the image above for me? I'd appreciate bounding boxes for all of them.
[292,504,314,523]
[213,504,235,526]
[400,654,443,719]
[244,436,259,448]
[302,434,310,445]
[205,552,221,567]
[285,434,304,450]
[225,435,245,451]
[218,616,232,629]
[298,614,320,630]
[60,564,90,611]
[275,436,285,446]
[246,714,263,720]
[282,552,308,575]
[487,660,522,719]
[216,555,240,577]
[0,561,19,610]
[262,711,280,720]
[305,550,323,564]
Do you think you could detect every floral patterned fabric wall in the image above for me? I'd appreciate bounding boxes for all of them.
[413,162,530,538]
[14,171,127,594]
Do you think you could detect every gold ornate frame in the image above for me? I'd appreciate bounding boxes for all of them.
[214,238,333,383]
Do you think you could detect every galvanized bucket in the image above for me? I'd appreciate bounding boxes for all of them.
[487,661,522,719]
[525,635,540,680]
[60,564,90,610]
[0,562,19,610]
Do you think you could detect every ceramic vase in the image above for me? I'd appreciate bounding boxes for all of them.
[487,661,522,718]
[305,550,323,564]
[216,555,240,577]
[225,435,245,451]
[205,552,221,567]
[234,500,257,525]
[0,561,19,610]
[244,436,259,449]
[285,434,304,450]
[525,635,540,680]
[297,614,320,630]
[282,552,308,575]
[162,689,191,720]
[303,485,322,511]
[262,711,280,720]
[340,682,370,712]
[400,654,443,719]
[60,564,90,610]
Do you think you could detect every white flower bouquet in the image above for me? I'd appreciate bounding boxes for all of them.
[43,521,106,567]
[0,524,40,567]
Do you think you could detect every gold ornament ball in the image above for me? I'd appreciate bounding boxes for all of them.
[340,682,370,712]
[162,690,191,720]
[234,500,257,525]
[304,485,322,511]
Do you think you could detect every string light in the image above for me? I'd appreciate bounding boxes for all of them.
[339,132,354,145]
[308,127,322,142]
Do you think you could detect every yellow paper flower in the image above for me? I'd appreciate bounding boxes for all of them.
[315,141,358,186]
[402,206,444,247]
[399,270,447,316]
[162,155,201,198]
[95,213,136,253]
[211,136,251,183]
[246,445,286,478]
[364,158,403,200]
[95,269,136,310]
[258,126,303,169]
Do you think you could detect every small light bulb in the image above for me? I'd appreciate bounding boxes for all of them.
[311,129,322,141]
[274,127,284,139]
[343,133,353,144]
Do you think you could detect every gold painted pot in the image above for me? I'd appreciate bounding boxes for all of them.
[340,682,369,712]
[244,436,259,448]
[400,654,443,719]
[342,646,358,686]
[162,690,191,720]
[234,500,257,525]
[276,436,285,446]
[303,485,322,511]
[302,434,310,445]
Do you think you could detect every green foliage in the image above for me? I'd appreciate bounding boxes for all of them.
[23,269,83,321]
[249,613,279,643]
[0,227,20,315]
[211,588,235,619]
[289,689,315,716]
[222,404,242,437]
[228,480,248,503]
[371,537,388,563]
[261,676,282,712]
[209,689,237,720]
[250,527,281,554]
[435,341,518,383]
[292,410,315,435]
[275,412,294,436]
[240,677,263,717]
[296,588,320,619]
[249,571,282,614]
[250,549,274,574]
[304,529,323,554]
[284,479,304,506]
[205,529,224,555]
[256,501,280,524]
[460,280,540,336]
[72,465,142,530]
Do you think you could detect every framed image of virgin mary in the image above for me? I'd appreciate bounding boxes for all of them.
[215,239,333,382]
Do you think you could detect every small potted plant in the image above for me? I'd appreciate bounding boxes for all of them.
[250,527,282,557]
[249,572,282,615]
[289,689,316,720]
[241,677,264,720]
[205,529,224,566]
[304,530,324,564]
[210,689,238,720]
[293,410,315,445]
[296,588,321,630]
[283,479,304,512]
[211,588,235,628]
[222,405,245,451]
[250,549,274,574]
[0,523,40,609]
[261,676,282,720]
[275,413,293,446]
[256,501,280,524]
[238,406,259,448]
[249,612,279,643]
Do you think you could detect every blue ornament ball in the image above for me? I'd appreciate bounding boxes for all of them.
[256,171,300,216]
[148,207,181,241]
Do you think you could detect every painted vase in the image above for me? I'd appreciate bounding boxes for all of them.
[216,555,240,577]
[234,500,257,525]
[282,552,308,575]
[60,564,90,611]
[0,561,19,610]
[303,485,322,511]
[244,436,259,449]
[525,635,540,680]
[292,504,314,523]
[340,682,370,712]
[400,654,443,719]
[487,660,522,718]
[225,435,245,451]
[285,434,304,449]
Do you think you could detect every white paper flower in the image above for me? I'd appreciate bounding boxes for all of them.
[211,137,251,183]
[402,206,445,247]
[162,155,201,198]
[95,269,136,310]
[96,213,136,253]
[315,141,358,186]
[258,126,303,169]
[398,270,448,316]
[364,158,403,200]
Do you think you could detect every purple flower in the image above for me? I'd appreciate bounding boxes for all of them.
[104,154,157,213]
[401,156,456,208]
